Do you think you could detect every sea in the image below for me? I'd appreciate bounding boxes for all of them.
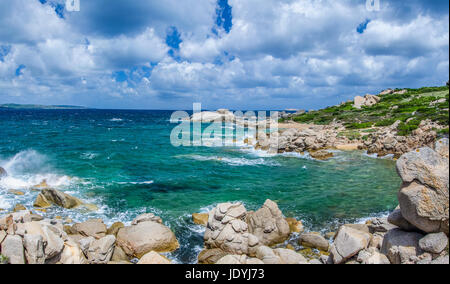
[0,109,401,263]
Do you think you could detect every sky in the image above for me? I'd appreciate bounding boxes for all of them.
[0,0,448,110]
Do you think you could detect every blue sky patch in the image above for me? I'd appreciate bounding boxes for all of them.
[216,0,232,33]
[15,64,26,76]
[357,19,371,34]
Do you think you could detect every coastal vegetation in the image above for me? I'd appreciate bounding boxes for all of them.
[282,85,449,137]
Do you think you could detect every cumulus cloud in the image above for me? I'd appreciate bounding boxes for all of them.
[0,0,448,109]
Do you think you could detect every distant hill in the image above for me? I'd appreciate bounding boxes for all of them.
[0,104,89,110]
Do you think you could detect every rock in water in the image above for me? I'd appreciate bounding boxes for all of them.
[396,147,449,234]
[37,188,84,209]
[246,199,290,246]
[116,221,179,258]
[309,150,334,161]
[192,213,209,227]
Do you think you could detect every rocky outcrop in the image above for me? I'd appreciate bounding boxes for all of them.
[353,94,381,109]
[329,226,372,264]
[117,220,179,258]
[204,202,259,256]
[396,143,449,234]
[309,150,334,161]
[131,213,162,225]
[246,199,290,246]
[387,208,418,232]
[35,188,84,209]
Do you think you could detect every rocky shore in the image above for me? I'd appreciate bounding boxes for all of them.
[0,138,448,264]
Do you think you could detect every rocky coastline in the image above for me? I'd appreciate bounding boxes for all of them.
[0,138,448,264]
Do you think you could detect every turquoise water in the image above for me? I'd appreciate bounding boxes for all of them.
[0,109,401,263]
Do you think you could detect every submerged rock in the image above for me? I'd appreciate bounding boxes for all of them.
[192,213,209,227]
[35,188,83,209]
[285,217,304,233]
[309,150,334,160]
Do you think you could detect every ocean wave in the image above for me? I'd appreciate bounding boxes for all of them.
[115,180,154,185]
[179,154,279,167]
[109,118,124,122]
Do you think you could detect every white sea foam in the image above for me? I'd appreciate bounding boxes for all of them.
[115,181,154,185]
[109,118,123,122]
[182,154,279,167]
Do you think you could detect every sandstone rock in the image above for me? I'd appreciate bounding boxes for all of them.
[246,199,290,246]
[381,228,424,264]
[309,150,333,160]
[343,223,371,234]
[117,221,179,258]
[20,221,65,261]
[298,232,329,251]
[387,208,418,232]
[137,251,171,264]
[78,236,95,255]
[418,232,448,254]
[204,202,259,256]
[131,213,162,225]
[192,213,209,227]
[72,219,107,239]
[39,188,84,209]
[23,234,45,264]
[357,247,390,264]
[86,235,116,264]
[330,226,372,264]
[198,248,228,264]
[285,218,304,233]
[369,233,384,250]
[107,222,124,237]
[1,235,25,264]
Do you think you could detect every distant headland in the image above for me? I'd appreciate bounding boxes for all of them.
[0,104,89,110]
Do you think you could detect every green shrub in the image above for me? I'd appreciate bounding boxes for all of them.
[375,118,397,127]
[0,254,8,265]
